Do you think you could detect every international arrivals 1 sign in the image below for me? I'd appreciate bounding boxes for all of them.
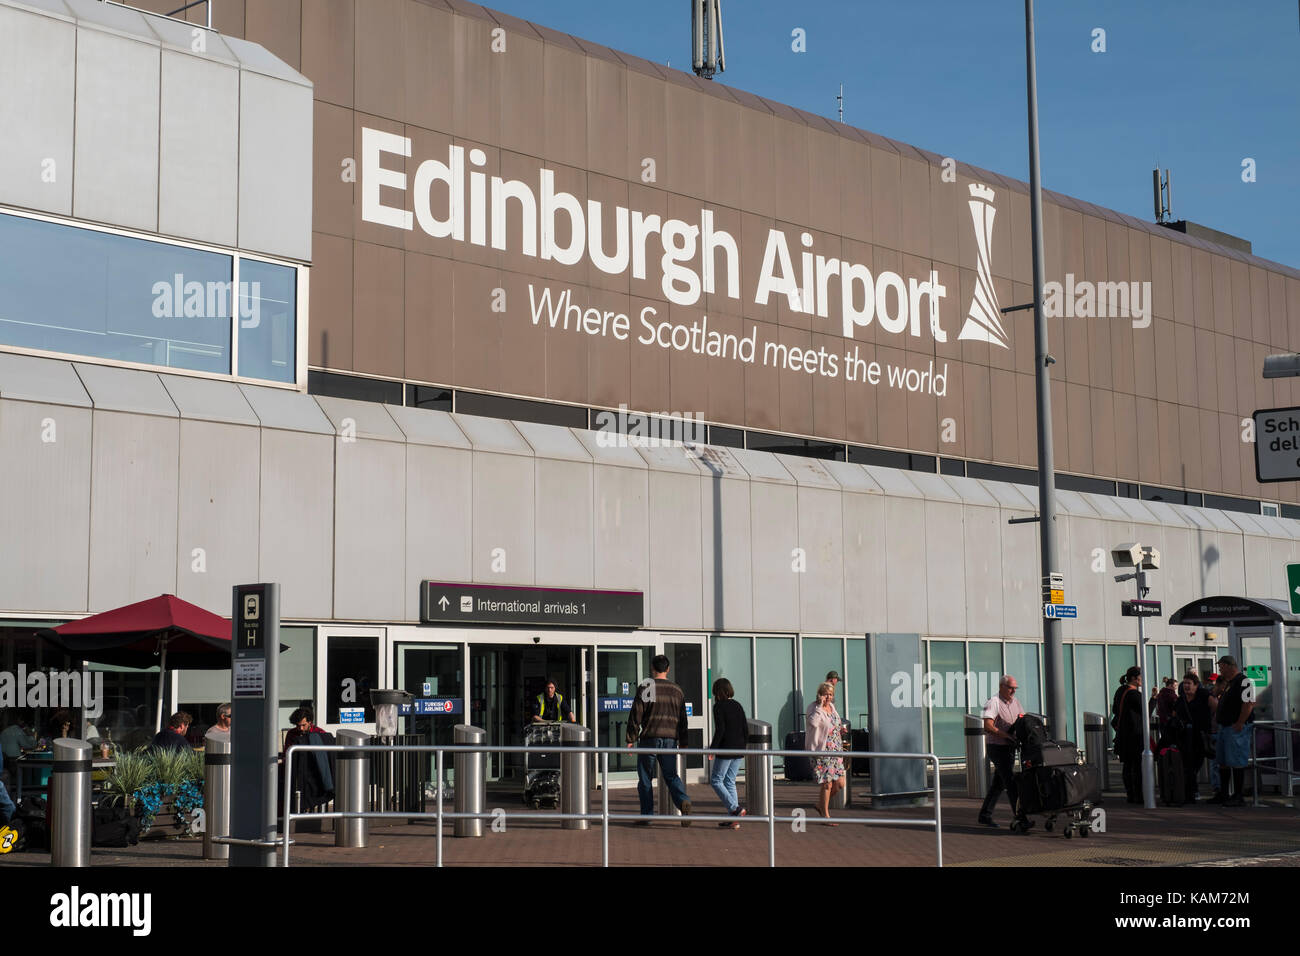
[420,581,644,628]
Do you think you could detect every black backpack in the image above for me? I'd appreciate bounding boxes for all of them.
[1014,714,1049,764]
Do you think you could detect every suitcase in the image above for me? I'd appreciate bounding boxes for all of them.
[851,729,871,776]
[1019,764,1101,814]
[1024,740,1079,769]
[1158,748,1185,806]
[784,732,815,782]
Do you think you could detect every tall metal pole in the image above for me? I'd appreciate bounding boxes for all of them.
[1024,0,1066,739]
[1135,571,1155,808]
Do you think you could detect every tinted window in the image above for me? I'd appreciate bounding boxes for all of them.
[237,259,296,383]
[308,370,403,405]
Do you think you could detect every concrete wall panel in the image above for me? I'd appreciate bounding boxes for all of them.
[750,482,800,632]
[700,475,754,631]
[648,471,704,628]
[333,438,406,620]
[472,451,535,584]
[259,428,334,618]
[797,487,844,634]
[883,498,927,634]
[842,491,888,635]
[405,444,473,620]
[535,459,595,588]
[238,70,313,260]
[593,464,650,595]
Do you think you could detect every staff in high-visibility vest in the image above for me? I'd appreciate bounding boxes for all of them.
[532,679,575,723]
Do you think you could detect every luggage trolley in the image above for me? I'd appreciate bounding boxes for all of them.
[1008,715,1102,839]
[522,721,563,809]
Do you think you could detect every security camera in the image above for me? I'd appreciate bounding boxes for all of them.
[1140,547,1160,570]
[1111,543,1142,568]
[533,636,541,644]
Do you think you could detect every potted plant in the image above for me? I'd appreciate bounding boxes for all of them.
[100,751,155,817]
[137,749,205,838]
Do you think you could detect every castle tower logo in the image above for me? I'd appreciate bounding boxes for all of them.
[958,184,1010,349]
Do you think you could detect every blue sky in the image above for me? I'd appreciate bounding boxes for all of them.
[483,1,1300,269]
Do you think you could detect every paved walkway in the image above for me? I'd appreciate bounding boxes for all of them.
[5,775,1297,868]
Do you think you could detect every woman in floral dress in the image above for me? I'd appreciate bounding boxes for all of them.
[807,681,846,823]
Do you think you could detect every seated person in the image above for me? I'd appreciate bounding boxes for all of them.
[283,708,335,813]
[151,712,195,753]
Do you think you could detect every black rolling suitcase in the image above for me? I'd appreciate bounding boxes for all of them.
[851,729,871,776]
[784,731,815,781]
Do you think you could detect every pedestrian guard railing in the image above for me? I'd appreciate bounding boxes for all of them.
[274,742,943,868]
[1249,720,1299,808]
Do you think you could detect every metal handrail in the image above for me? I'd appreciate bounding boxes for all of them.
[271,743,943,868]
[1250,720,1298,807]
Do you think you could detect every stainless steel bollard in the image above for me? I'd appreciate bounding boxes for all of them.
[335,729,369,848]
[655,749,685,817]
[50,738,91,867]
[203,731,231,861]
[965,715,988,798]
[1083,712,1109,792]
[453,724,486,837]
[560,723,591,830]
[745,719,773,818]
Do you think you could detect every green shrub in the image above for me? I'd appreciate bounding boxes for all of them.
[102,750,156,813]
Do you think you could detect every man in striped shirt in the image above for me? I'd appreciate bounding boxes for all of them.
[627,654,692,826]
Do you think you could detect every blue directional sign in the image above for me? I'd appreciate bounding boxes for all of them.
[600,697,635,712]
[1042,603,1078,620]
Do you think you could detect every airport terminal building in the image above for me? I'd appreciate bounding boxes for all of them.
[2,0,1300,780]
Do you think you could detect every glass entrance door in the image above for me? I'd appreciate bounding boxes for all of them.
[596,646,652,777]
[395,643,462,790]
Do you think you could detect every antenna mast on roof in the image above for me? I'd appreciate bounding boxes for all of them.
[838,83,843,123]
[691,0,725,79]
[1152,168,1172,223]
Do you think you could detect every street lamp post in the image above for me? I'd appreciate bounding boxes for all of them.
[1113,543,1160,808]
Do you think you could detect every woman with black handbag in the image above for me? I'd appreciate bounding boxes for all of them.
[1172,673,1212,803]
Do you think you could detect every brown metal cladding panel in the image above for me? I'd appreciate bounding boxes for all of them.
[934,360,965,458]
[772,119,810,229]
[898,157,930,261]
[706,312,747,427]
[486,148,545,278]
[1287,278,1300,350]
[351,240,405,377]
[1206,329,1229,413]
[663,82,706,202]
[583,173,632,294]
[1170,242,1194,326]
[839,137,872,246]
[1153,318,1178,403]
[900,251,934,358]
[1045,308,1067,385]
[962,362,992,462]
[1058,208,1084,287]
[1088,316,1112,391]
[314,101,355,239]
[1009,189,1032,285]
[446,135,502,269]
[1248,266,1271,346]
[584,56,628,180]
[404,0,456,132]
[626,293,669,412]
[811,331,846,442]
[538,162,587,284]
[872,246,905,348]
[986,275,1015,374]
[403,251,454,385]
[775,326,814,438]
[245,0,301,70]
[769,224,813,333]
[1254,342,1277,416]
[1231,336,1254,419]
[353,0,405,121]
[1014,372,1036,467]
[1155,401,1180,487]
[301,0,353,108]
[667,305,709,418]
[1190,249,1214,330]
[1230,261,1251,341]
[1173,322,1197,407]
[497,31,544,158]
[1090,388,1117,478]
[1277,273,1298,348]
[450,260,503,392]
[1211,255,1234,336]
[544,290,590,407]
[1210,411,1236,495]
[1009,281,1034,377]
[452,14,501,147]
[956,267,995,372]
[740,212,778,327]
[1112,392,1138,481]
[353,114,407,251]
[442,0,491,21]
[1127,229,1151,299]
[1066,383,1092,477]
[1063,310,1089,385]
[701,203,745,318]
[627,70,667,191]
[1193,408,1220,491]
[1040,200,1062,283]
[927,165,958,268]
[583,287,633,412]
[1082,216,1107,288]
[869,148,901,254]
[212,0,246,37]
[930,262,964,370]
[497,271,547,401]
[1130,312,1156,400]
[1177,404,1202,490]
[1105,222,1130,287]
[743,319,780,432]
[1147,235,1173,320]
[309,232,354,369]
[874,343,909,451]
[989,369,1018,463]
[738,109,777,221]
[1109,318,1136,397]
[626,181,668,307]
[905,370,938,455]
[1043,377,1065,472]
[988,182,1013,285]
[807,129,842,238]
[703,97,743,212]
[844,344,880,447]
[838,237,875,348]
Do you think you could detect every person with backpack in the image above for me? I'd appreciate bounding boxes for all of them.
[1112,667,1144,803]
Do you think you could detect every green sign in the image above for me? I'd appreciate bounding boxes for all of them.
[1289,563,1300,615]
[1244,665,1269,688]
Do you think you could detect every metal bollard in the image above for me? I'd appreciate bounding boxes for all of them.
[656,750,685,817]
[745,719,773,819]
[1083,712,1109,792]
[335,729,369,848]
[560,723,590,830]
[203,731,231,861]
[453,725,486,837]
[50,738,91,867]
[965,715,988,798]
